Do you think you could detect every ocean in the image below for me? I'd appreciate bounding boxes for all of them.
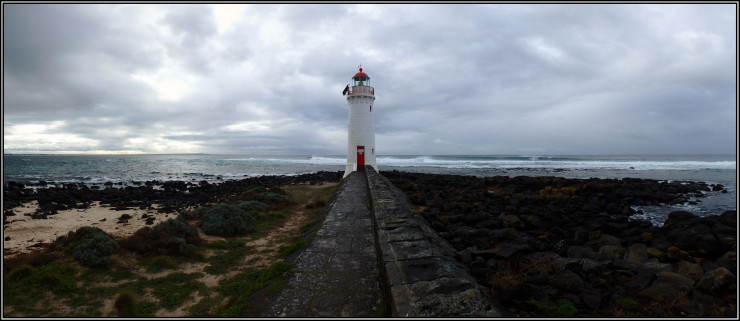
[2,154,736,225]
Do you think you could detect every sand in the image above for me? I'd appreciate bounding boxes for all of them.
[3,201,172,257]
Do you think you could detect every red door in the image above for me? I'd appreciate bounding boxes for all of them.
[357,146,365,166]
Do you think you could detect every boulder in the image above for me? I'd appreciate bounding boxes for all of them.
[500,215,524,229]
[623,243,648,263]
[677,260,704,281]
[639,272,695,303]
[623,270,656,296]
[551,269,586,293]
[665,246,692,262]
[566,245,595,259]
[646,247,665,260]
[585,234,622,249]
[696,267,737,295]
[596,245,625,261]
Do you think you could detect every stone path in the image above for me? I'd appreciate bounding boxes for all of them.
[259,171,383,317]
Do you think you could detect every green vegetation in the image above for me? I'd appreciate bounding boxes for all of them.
[124,218,201,255]
[277,239,307,258]
[141,255,178,273]
[3,181,340,317]
[204,239,249,275]
[114,290,139,317]
[201,203,256,237]
[69,227,119,268]
[256,192,289,203]
[150,272,207,310]
[551,298,577,317]
[237,200,269,213]
[615,296,638,308]
[527,297,578,317]
[215,261,293,317]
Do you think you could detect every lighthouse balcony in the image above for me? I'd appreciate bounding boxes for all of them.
[349,85,374,96]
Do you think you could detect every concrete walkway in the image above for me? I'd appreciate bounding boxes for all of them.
[259,171,383,317]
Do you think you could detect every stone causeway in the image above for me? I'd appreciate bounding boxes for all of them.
[259,167,501,317]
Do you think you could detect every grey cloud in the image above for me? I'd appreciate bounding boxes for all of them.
[3,3,735,155]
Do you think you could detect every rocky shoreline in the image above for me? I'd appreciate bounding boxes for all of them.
[383,170,736,318]
[3,171,344,221]
[3,170,736,317]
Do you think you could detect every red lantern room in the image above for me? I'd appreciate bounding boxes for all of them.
[352,67,370,86]
[349,66,374,96]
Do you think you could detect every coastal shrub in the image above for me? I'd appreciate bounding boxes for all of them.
[237,200,269,213]
[615,296,637,308]
[247,186,266,193]
[179,206,208,221]
[142,255,178,273]
[124,218,201,255]
[70,227,119,268]
[550,298,577,317]
[6,264,34,282]
[201,203,255,237]
[114,290,139,317]
[257,192,288,203]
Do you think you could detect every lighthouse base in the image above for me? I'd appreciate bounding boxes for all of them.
[343,164,377,178]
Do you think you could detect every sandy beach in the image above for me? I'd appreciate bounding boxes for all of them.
[3,201,173,257]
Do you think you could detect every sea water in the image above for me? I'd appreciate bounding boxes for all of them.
[3,154,736,225]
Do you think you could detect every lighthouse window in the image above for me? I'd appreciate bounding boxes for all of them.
[370,105,372,112]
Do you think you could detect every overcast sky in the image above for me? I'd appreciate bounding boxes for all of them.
[3,3,737,155]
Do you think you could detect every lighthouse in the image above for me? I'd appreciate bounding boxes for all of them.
[343,66,377,178]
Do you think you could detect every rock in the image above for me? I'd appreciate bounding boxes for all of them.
[696,267,737,295]
[639,272,695,303]
[693,234,727,259]
[596,245,625,261]
[641,232,652,242]
[549,257,581,272]
[458,248,472,264]
[646,247,664,259]
[580,258,604,272]
[623,270,656,296]
[586,234,622,249]
[573,230,589,245]
[118,213,133,220]
[715,251,737,272]
[718,210,736,226]
[588,230,602,240]
[624,243,648,263]
[642,261,672,273]
[663,211,700,229]
[566,245,595,259]
[677,260,704,281]
[470,257,487,278]
[490,241,529,258]
[551,269,585,293]
[665,246,692,262]
[579,289,604,309]
[500,215,523,229]
[525,274,549,285]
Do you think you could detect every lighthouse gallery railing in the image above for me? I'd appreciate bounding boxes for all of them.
[349,85,374,96]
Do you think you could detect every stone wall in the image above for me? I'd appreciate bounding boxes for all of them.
[364,166,500,317]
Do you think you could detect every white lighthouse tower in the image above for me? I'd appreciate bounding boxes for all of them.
[343,66,377,178]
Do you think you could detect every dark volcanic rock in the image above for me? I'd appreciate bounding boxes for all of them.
[382,170,735,318]
[4,171,343,217]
